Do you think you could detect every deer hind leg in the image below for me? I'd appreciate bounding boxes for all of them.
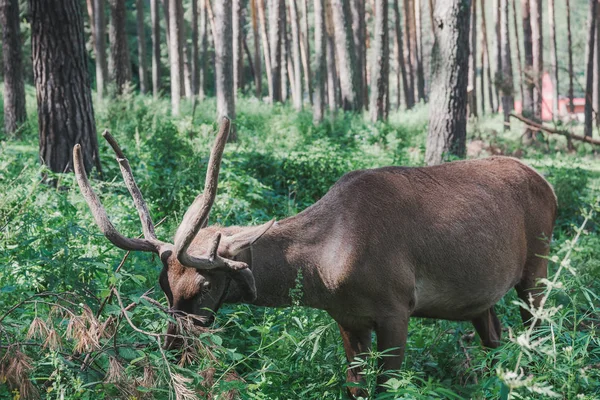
[515,254,549,327]
[337,323,372,399]
[471,306,502,348]
[373,311,409,393]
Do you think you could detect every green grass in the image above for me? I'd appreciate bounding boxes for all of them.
[1,92,599,399]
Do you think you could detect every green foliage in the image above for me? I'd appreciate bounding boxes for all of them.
[1,92,599,399]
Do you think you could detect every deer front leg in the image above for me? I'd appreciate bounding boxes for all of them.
[374,312,409,393]
[337,323,372,399]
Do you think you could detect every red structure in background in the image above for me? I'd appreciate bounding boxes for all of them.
[513,72,585,121]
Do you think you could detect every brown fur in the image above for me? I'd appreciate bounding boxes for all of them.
[158,156,557,395]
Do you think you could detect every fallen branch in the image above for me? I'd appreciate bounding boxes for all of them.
[509,112,600,146]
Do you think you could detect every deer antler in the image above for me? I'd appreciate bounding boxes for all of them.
[73,144,163,253]
[173,117,247,271]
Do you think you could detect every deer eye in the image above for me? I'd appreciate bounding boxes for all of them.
[202,281,212,291]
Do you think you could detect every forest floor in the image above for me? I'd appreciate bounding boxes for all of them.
[1,91,599,399]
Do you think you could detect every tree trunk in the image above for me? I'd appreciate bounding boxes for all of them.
[31,0,101,174]
[181,0,193,99]
[325,0,338,111]
[393,0,411,110]
[136,0,148,94]
[109,0,132,95]
[468,0,477,117]
[200,0,208,100]
[350,0,365,109]
[493,0,501,112]
[313,0,325,122]
[191,0,199,96]
[93,0,108,99]
[281,3,288,102]
[300,0,312,104]
[257,0,273,101]
[595,2,600,127]
[567,0,574,113]
[251,0,262,97]
[480,8,486,115]
[290,0,303,110]
[168,0,183,114]
[269,0,284,103]
[549,0,558,118]
[481,0,495,113]
[233,0,244,94]
[331,0,361,111]
[214,0,236,140]
[530,0,542,119]
[521,0,534,118]
[584,0,597,138]
[512,0,524,109]
[151,0,161,97]
[403,0,416,107]
[415,0,425,102]
[425,0,471,166]
[370,0,389,121]
[1,0,27,135]
[500,0,514,130]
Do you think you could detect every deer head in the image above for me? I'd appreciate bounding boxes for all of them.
[73,118,274,347]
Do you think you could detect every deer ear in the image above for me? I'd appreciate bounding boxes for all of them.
[231,268,257,302]
[221,219,275,257]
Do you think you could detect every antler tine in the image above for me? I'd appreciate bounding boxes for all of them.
[73,144,159,253]
[102,130,162,244]
[174,117,231,267]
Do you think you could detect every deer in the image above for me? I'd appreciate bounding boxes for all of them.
[73,117,557,398]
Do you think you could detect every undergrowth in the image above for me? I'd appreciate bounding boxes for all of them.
[1,93,599,399]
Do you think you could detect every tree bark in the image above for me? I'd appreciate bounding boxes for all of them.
[584,0,597,138]
[414,0,425,102]
[214,0,236,140]
[251,0,262,97]
[530,0,542,119]
[548,0,558,117]
[393,0,411,110]
[493,0,501,112]
[289,0,303,110]
[595,1,600,127]
[331,0,361,111]
[521,0,534,118]
[313,0,325,122]
[199,0,208,100]
[109,0,132,95]
[480,7,486,115]
[233,0,244,94]
[512,0,524,109]
[257,0,273,101]
[151,0,161,97]
[566,0,574,113]
[93,0,108,99]
[281,3,288,102]
[136,0,148,94]
[269,0,284,103]
[181,0,193,99]
[191,0,199,96]
[481,0,495,113]
[1,0,27,135]
[168,0,183,114]
[370,0,389,121]
[350,0,365,109]
[425,0,471,166]
[403,0,416,107]
[300,0,312,104]
[31,0,101,174]
[325,0,338,111]
[500,0,514,130]
[468,0,477,117]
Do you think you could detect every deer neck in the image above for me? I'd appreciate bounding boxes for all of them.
[224,217,330,309]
